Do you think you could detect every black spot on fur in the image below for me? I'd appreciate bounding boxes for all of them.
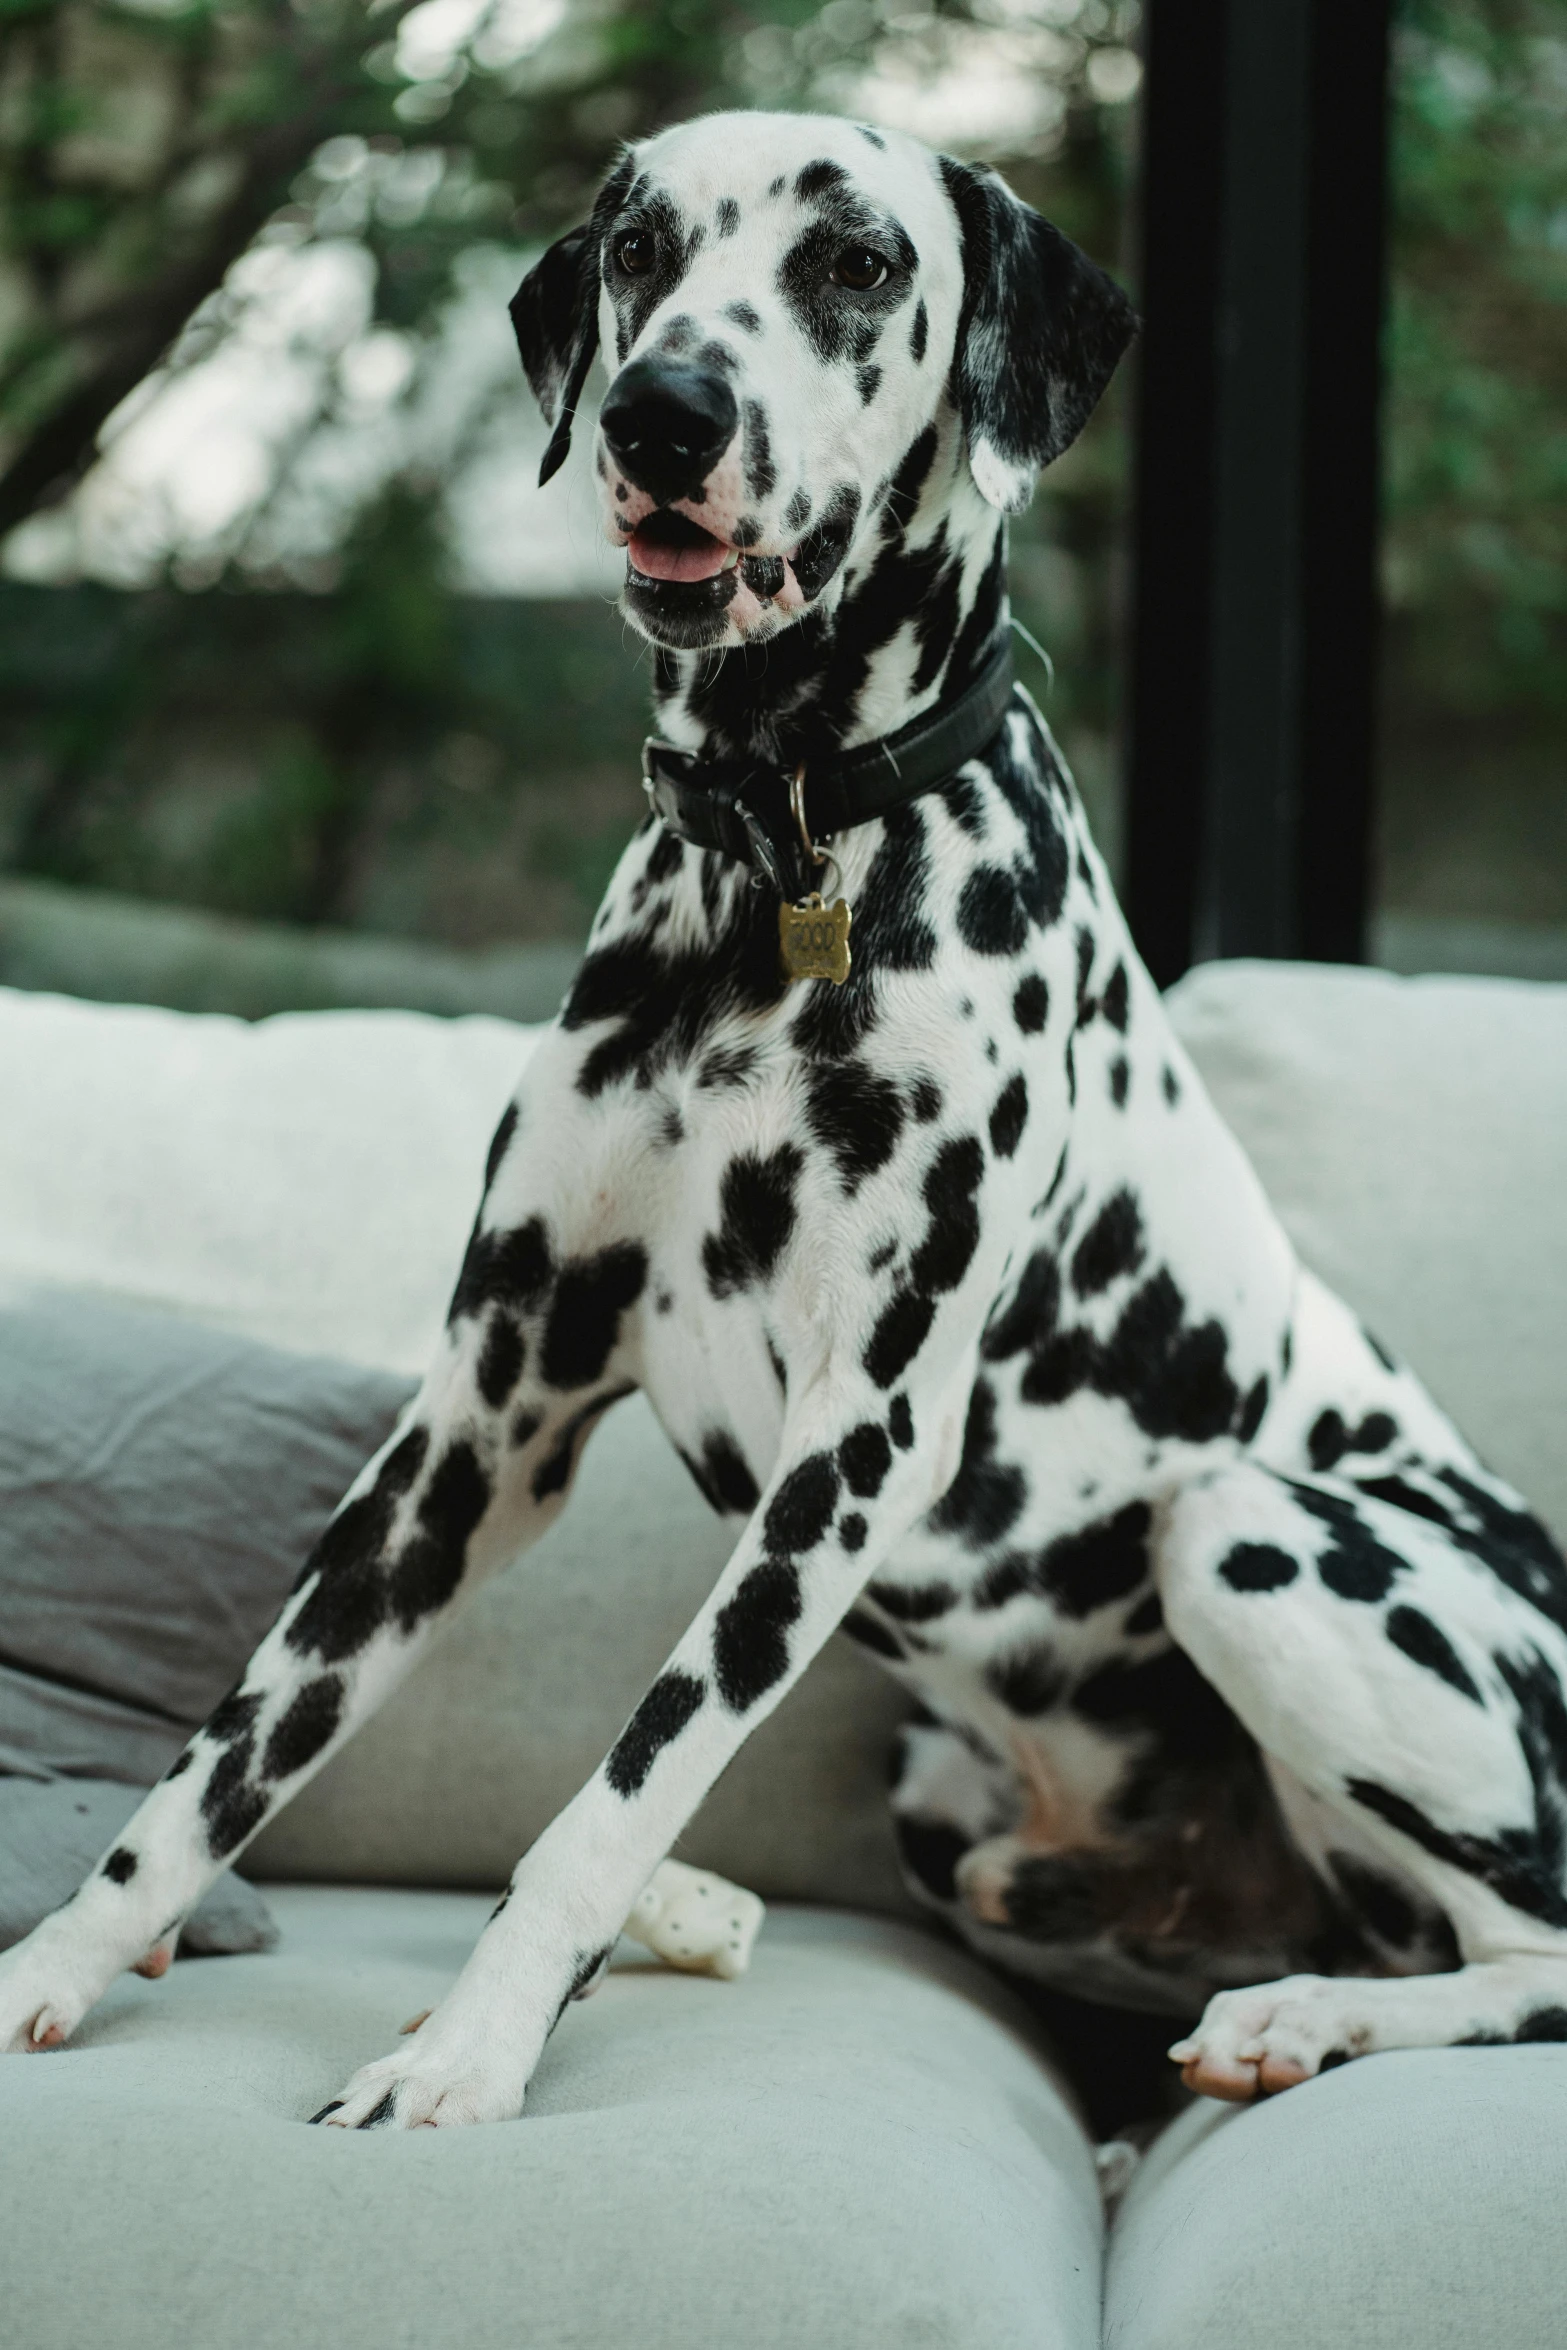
[531,1388,628,1503]
[978,1500,1150,1617]
[857,123,886,151]
[477,1315,524,1408]
[1290,1480,1409,1603]
[842,1606,903,1659]
[910,298,928,362]
[103,1847,137,1885]
[796,158,848,201]
[1347,1776,1567,1930]
[912,1135,985,1294]
[164,1749,193,1780]
[957,864,1027,957]
[201,1732,267,1860]
[262,1676,344,1780]
[1236,1375,1270,1445]
[895,1816,967,1901]
[1356,1474,1454,1529]
[1435,1468,1567,1637]
[1161,1065,1180,1106]
[864,1290,935,1388]
[867,1578,958,1623]
[807,1060,904,1190]
[1309,1408,1398,1472]
[206,1685,262,1746]
[989,1074,1028,1159]
[1327,1849,1419,1948]
[1096,1271,1242,1442]
[703,1144,803,1299]
[1038,1502,1151,1616]
[764,1453,840,1554]
[724,299,761,333]
[285,1426,430,1661]
[696,1429,760,1516]
[888,1394,914,1450]
[697,1042,758,1090]
[929,1379,1025,1548]
[743,397,776,500]
[840,1512,868,1552]
[1013,973,1049,1033]
[388,1440,492,1632]
[857,362,882,403]
[1515,2007,1567,2042]
[606,1669,706,1796]
[714,1560,802,1709]
[483,1102,518,1195]
[1219,1542,1299,1593]
[1108,1055,1130,1108]
[1385,1604,1482,1700]
[541,1242,647,1389]
[986,1643,1065,1717]
[840,1422,893,1498]
[716,196,740,237]
[911,1078,941,1122]
[449,1217,553,1325]
[1071,1189,1144,1298]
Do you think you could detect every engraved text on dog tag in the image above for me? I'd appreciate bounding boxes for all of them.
[779,892,852,985]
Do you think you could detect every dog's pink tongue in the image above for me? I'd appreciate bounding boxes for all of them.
[630,523,728,582]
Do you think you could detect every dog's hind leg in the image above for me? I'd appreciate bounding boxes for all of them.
[1154,1458,1567,2099]
[0,1094,645,2057]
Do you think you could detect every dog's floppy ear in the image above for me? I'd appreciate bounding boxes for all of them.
[938,156,1138,514]
[510,153,635,487]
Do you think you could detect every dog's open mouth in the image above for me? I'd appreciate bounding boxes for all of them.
[628,510,740,585]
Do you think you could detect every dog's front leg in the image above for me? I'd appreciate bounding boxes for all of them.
[309,1355,977,2129]
[0,1244,640,2059]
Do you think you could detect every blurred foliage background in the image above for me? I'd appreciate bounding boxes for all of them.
[0,0,1561,1010]
[1378,0,1567,956]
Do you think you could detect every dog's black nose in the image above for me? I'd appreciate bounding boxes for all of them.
[599,360,738,505]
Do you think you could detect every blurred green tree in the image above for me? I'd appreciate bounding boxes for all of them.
[0,0,1141,946]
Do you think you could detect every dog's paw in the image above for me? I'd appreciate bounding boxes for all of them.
[0,1917,119,2054]
[308,2009,535,2131]
[1169,1975,1368,2101]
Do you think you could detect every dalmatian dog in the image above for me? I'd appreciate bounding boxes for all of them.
[5,109,1567,2130]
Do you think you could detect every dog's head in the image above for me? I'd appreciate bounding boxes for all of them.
[511,112,1135,653]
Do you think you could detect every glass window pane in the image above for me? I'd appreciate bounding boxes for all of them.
[1375,0,1567,982]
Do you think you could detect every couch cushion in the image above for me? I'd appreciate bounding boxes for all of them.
[1168,961,1567,1541]
[0,1886,1103,2350]
[0,988,531,1375]
[1106,2047,1567,2350]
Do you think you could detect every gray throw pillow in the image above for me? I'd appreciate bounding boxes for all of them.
[0,1294,415,1953]
[0,1778,278,1955]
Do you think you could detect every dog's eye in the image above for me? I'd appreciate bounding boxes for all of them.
[614,231,656,276]
[831,246,889,292]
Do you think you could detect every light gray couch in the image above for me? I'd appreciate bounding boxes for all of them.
[2,959,1564,2350]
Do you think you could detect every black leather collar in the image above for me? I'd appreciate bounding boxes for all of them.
[640,640,1017,901]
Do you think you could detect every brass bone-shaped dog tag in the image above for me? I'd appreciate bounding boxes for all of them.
[779,892,852,985]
